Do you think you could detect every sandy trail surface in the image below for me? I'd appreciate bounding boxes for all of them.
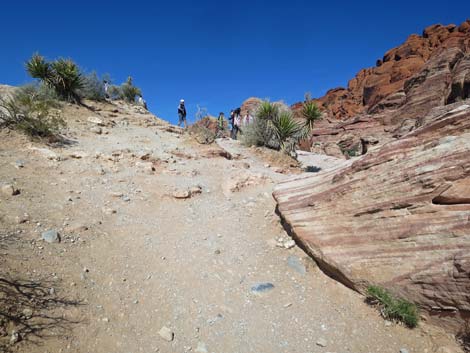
[0,101,461,352]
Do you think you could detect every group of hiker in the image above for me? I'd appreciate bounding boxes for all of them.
[225,108,253,139]
[177,99,253,139]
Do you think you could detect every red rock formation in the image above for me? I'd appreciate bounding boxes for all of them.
[293,20,470,122]
[273,104,470,333]
[240,97,263,117]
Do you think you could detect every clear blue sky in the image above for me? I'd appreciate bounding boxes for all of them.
[1,1,468,124]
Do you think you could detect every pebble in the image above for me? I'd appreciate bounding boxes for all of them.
[1,184,20,196]
[102,207,117,215]
[158,326,174,341]
[14,160,25,169]
[283,239,296,249]
[251,282,274,293]
[22,308,33,319]
[15,213,30,224]
[316,338,327,347]
[87,116,105,126]
[399,349,409,353]
[195,341,208,353]
[173,189,190,199]
[10,331,20,344]
[90,126,103,134]
[41,230,61,243]
[287,255,306,275]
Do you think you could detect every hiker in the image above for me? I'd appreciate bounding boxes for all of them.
[243,111,253,126]
[138,95,147,109]
[103,80,109,99]
[177,99,187,128]
[232,108,242,139]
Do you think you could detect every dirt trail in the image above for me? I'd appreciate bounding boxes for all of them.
[0,101,461,352]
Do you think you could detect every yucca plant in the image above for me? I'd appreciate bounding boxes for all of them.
[301,101,322,132]
[51,58,84,102]
[25,53,84,103]
[242,100,307,156]
[268,110,305,153]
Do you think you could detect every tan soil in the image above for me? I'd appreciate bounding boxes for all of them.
[0,100,462,353]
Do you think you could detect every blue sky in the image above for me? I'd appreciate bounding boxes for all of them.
[1,1,469,124]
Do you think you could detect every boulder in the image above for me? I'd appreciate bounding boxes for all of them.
[273,104,470,333]
[240,97,263,117]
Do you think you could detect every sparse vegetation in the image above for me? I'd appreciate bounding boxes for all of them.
[188,117,217,144]
[366,285,419,328]
[0,85,64,139]
[120,76,142,103]
[241,100,311,157]
[304,91,312,102]
[301,101,322,132]
[26,53,84,103]
[80,71,106,101]
[195,105,208,120]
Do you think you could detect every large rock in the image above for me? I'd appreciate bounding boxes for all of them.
[273,104,470,333]
[293,21,470,121]
[240,97,263,117]
[291,20,470,158]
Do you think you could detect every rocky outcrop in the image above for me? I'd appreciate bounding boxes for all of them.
[273,104,470,333]
[293,20,470,121]
[240,97,263,117]
[292,21,470,158]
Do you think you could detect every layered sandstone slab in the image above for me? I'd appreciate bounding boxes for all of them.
[273,104,470,332]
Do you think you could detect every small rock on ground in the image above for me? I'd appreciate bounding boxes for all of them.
[316,338,327,347]
[158,326,174,341]
[1,184,20,196]
[251,282,274,293]
[41,230,60,243]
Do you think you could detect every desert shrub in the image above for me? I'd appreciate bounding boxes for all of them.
[366,285,419,328]
[120,76,141,103]
[195,105,208,120]
[242,100,306,156]
[301,101,322,132]
[0,85,64,138]
[107,85,122,100]
[79,71,106,101]
[189,124,216,144]
[26,53,84,103]
[188,117,219,144]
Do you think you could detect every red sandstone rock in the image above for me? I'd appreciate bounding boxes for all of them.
[240,97,263,117]
[273,104,470,333]
[292,21,470,122]
[290,21,470,159]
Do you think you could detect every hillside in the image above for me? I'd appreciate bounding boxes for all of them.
[2,96,463,352]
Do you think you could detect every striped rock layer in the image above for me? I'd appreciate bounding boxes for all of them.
[274,104,470,333]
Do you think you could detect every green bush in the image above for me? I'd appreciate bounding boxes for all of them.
[301,101,322,132]
[80,71,106,101]
[120,76,141,103]
[107,85,122,100]
[242,100,306,156]
[366,285,419,328]
[0,85,65,138]
[26,53,84,103]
